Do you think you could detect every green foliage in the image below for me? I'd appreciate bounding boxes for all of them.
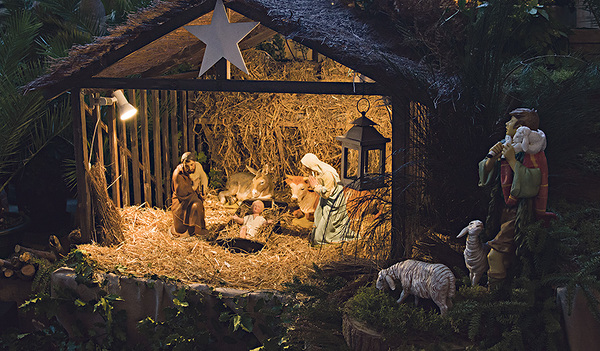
[449,281,565,350]
[1,249,130,350]
[137,289,213,350]
[138,288,287,351]
[277,266,351,350]
[344,286,453,344]
[0,0,153,196]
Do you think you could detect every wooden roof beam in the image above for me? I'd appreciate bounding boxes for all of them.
[76,77,387,96]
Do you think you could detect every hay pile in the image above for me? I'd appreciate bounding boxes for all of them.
[78,194,369,290]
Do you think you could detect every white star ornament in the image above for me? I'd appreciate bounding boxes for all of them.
[184,0,259,77]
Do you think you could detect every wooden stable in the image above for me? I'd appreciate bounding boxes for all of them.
[72,81,404,245]
[25,0,438,259]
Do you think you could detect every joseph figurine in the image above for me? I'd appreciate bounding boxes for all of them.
[170,152,209,237]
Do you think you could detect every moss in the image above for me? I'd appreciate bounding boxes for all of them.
[344,286,453,344]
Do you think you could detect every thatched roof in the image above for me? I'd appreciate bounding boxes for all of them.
[24,0,443,101]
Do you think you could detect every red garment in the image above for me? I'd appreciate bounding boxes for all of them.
[500,151,549,220]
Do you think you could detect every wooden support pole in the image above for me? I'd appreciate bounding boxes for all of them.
[181,91,188,153]
[161,90,171,204]
[187,92,195,154]
[119,106,130,207]
[391,96,409,260]
[170,91,179,170]
[151,90,163,207]
[160,90,171,207]
[107,105,121,208]
[93,93,104,167]
[72,89,92,242]
[140,90,152,206]
[128,89,142,205]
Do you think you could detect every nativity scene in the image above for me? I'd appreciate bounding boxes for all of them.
[1,0,599,350]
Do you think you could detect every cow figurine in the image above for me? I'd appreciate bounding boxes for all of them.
[284,175,319,221]
[218,165,275,205]
[284,174,381,222]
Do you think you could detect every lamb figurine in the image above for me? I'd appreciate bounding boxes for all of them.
[507,126,547,155]
[376,259,455,315]
[457,220,489,287]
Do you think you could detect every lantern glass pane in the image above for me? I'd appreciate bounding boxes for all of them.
[345,148,359,179]
[366,149,382,175]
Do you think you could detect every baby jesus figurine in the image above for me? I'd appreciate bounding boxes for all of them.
[230,200,272,239]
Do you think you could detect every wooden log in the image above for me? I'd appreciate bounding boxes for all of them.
[68,229,83,244]
[19,264,36,280]
[49,235,65,257]
[14,244,57,262]
[0,258,17,271]
[2,267,14,278]
[342,314,389,351]
[10,255,22,269]
[19,251,32,264]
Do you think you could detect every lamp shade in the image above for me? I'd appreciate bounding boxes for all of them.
[112,90,137,120]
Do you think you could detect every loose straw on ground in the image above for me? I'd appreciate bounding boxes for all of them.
[79,195,357,290]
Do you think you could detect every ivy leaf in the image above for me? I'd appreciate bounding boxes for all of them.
[173,298,189,308]
[240,315,254,332]
[219,312,232,322]
[232,314,242,332]
[74,299,86,307]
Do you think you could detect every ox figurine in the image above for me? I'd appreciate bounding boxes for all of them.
[284,174,381,222]
[284,175,319,221]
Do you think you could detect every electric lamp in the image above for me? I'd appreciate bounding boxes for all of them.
[93,90,137,121]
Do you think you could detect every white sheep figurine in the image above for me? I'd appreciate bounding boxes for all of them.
[456,220,488,287]
[376,259,455,315]
[507,126,547,155]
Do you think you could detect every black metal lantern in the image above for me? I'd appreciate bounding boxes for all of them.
[336,98,390,190]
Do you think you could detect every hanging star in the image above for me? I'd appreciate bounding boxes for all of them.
[184,0,259,77]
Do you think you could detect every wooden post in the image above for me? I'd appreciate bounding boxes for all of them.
[119,108,130,207]
[71,89,92,242]
[93,93,104,168]
[161,90,171,205]
[187,92,195,153]
[107,105,121,207]
[215,58,231,80]
[181,91,188,153]
[391,96,409,260]
[140,90,152,206]
[170,91,179,170]
[128,89,142,205]
[151,90,163,207]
